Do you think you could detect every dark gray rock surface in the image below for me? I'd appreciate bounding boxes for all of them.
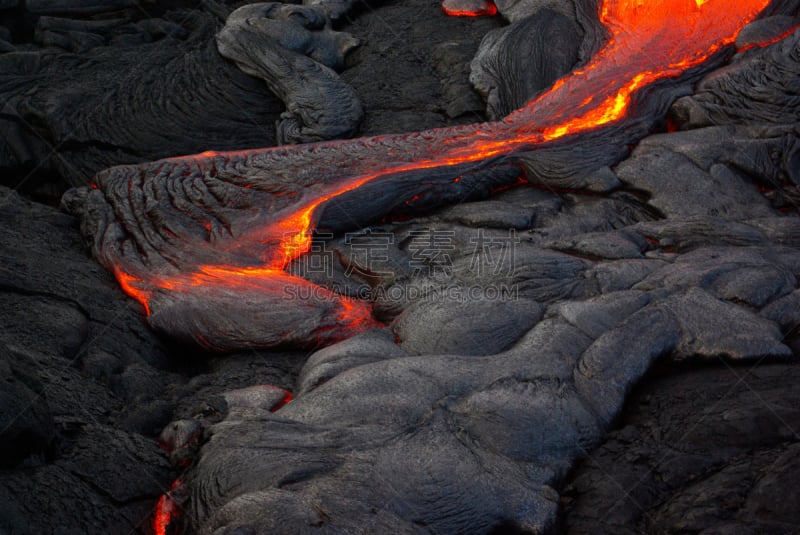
[563,360,800,534]
[215,3,364,144]
[0,187,304,532]
[0,8,285,191]
[471,8,582,119]
[0,187,174,532]
[26,0,138,15]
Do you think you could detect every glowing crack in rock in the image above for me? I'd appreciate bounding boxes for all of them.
[442,0,499,17]
[83,0,773,350]
[153,479,184,535]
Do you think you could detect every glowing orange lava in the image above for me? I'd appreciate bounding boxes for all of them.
[115,0,775,343]
[443,0,498,17]
[271,389,293,411]
[116,269,152,316]
[154,479,183,535]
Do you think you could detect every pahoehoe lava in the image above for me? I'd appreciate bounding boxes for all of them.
[68,0,780,352]
[1,0,799,533]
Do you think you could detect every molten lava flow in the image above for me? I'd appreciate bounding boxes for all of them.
[442,0,498,17]
[116,269,152,316]
[154,479,183,535]
[113,0,776,347]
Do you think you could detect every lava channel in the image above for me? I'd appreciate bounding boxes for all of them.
[91,0,776,350]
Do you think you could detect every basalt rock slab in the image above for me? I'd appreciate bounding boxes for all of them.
[543,230,646,260]
[617,145,775,220]
[25,0,138,15]
[0,10,284,190]
[0,345,54,470]
[0,425,172,533]
[32,16,188,53]
[616,125,797,218]
[670,23,800,129]
[0,187,175,532]
[633,246,798,308]
[339,1,502,136]
[185,281,794,533]
[0,185,308,532]
[432,40,490,119]
[435,198,534,228]
[562,362,800,534]
[470,9,583,119]
[296,328,407,395]
[392,292,544,355]
[216,3,363,145]
[0,2,366,194]
[180,269,797,534]
[493,0,577,23]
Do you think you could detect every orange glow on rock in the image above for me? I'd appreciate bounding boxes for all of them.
[271,389,293,411]
[738,22,800,52]
[112,0,777,345]
[116,269,152,315]
[443,1,498,17]
[153,479,183,535]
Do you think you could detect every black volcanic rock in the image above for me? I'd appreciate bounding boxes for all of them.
[471,8,583,119]
[616,130,777,220]
[0,1,371,194]
[562,362,800,534]
[337,0,502,135]
[215,3,363,144]
[0,345,54,469]
[0,187,174,532]
[0,185,306,532]
[185,277,795,532]
[392,292,544,355]
[0,9,284,191]
[493,0,578,23]
[25,0,138,15]
[670,22,800,129]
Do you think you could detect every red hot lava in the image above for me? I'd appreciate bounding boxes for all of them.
[153,479,184,535]
[113,0,773,348]
[442,0,498,17]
